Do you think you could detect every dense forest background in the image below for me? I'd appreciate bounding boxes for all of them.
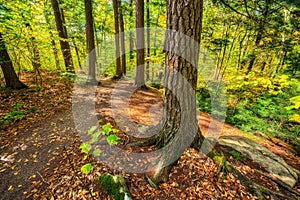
[0,0,300,199]
[1,0,299,148]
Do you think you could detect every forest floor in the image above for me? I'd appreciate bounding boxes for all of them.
[0,71,299,200]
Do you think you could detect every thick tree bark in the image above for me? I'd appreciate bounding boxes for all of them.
[129,0,134,68]
[51,0,74,73]
[118,0,126,75]
[0,33,27,89]
[135,0,145,87]
[112,0,122,77]
[146,0,150,81]
[148,0,204,185]
[84,0,96,82]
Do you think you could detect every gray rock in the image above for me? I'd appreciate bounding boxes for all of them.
[218,136,299,188]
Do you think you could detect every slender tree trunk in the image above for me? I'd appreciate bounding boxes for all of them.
[25,21,42,86]
[0,33,27,89]
[129,0,134,68]
[147,0,204,185]
[237,29,248,70]
[84,0,96,82]
[118,0,126,75]
[51,0,74,73]
[44,10,61,70]
[135,0,145,87]
[112,0,122,77]
[146,0,150,81]
[246,29,262,74]
[72,37,82,70]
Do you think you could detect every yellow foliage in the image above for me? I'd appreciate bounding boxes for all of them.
[289,114,300,123]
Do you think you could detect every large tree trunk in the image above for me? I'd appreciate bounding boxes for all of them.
[135,0,145,87]
[0,33,27,89]
[146,0,150,81]
[51,0,74,73]
[84,0,96,82]
[118,0,126,76]
[148,0,204,185]
[112,0,122,77]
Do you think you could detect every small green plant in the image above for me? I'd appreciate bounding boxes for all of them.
[229,150,246,161]
[79,123,119,175]
[1,103,26,124]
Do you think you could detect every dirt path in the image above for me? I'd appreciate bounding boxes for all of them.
[1,78,299,199]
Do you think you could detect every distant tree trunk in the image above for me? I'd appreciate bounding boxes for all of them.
[147,0,204,185]
[84,0,96,82]
[50,32,61,70]
[72,37,82,70]
[44,11,61,70]
[0,33,27,89]
[118,0,126,75]
[25,21,42,86]
[146,0,150,81]
[112,0,122,77]
[135,0,145,87]
[129,0,134,66]
[246,29,262,74]
[237,29,248,70]
[51,0,74,73]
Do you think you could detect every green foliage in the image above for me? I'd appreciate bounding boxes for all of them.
[97,173,132,200]
[197,73,300,149]
[229,150,246,161]
[0,103,33,127]
[81,163,93,175]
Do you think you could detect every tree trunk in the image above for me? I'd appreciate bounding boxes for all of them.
[118,0,126,76]
[148,0,204,185]
[44,10,61,70]
[84,0,96,82]
[129,0,134,68]
[135,0,145,87]
[51,0,74,73]
[25,21,42,86]
[112,0,122,77]
[0,33,27,89]
[146,0,150,81]
[72,37,82,70]
[246,29,262,74]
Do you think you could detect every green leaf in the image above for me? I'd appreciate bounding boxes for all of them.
[102,123,112,135]
[88,126,98,135]
[93,149,101,156]
[107,135,119,145]
[80,143,91,154]
[81,164,93,175]
[112,128,119,133]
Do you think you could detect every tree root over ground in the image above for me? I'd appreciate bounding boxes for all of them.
[208,149,299,200]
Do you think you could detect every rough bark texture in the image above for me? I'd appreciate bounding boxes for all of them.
[0,33,27,89]
[148,0,204,185]
[112,0,122,77]
[146,0,150,81]
[135,0,145,87]
[118,0,126,75]
[84,0,96,82]
[51,0,74,73]
[129,0,134,64]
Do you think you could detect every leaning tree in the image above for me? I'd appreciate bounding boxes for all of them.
[0,33,27,89]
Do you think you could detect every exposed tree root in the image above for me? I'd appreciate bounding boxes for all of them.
[208,150,296,200]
